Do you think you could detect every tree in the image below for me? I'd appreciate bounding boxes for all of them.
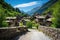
[51,0,60,28]
[52,8,60,28]
[0,12,8,27]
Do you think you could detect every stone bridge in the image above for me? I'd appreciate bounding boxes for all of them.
[38,26,60,40]
[0,26,60,40]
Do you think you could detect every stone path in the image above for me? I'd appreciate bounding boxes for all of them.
[13,29,52,40]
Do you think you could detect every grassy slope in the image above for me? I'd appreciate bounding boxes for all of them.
[0,0,20,17]
[42,0,60,15]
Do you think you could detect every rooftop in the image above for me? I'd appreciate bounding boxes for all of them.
[36,16,45,19]
[47,18,52,21]
[6,17,16,19]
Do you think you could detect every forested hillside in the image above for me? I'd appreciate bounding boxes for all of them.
[42,0,60,28]
[28,0,57,15]
[0,0,27,27]
[0,0,21,17]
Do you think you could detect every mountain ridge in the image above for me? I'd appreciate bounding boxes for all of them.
[27,0,57,15]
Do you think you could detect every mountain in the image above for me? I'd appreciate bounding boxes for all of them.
[0,0,22,17]
[27,0,57,15]
[27,6,41,15]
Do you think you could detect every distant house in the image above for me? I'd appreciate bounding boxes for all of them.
[23,16,31,20]
[35,15,46,26]
[46,18,52,26]
[21,17,30,25]
[5,17,19,27]
[45,11,52,26]
[35,14,52,26]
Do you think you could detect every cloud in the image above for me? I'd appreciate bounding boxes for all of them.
[14,1,38,8]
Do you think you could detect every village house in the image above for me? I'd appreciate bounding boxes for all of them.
[46,18,52,26]
[35,15,46,26]
[21,17,30,26]
[5,17,19,27]
[35,14,52,26]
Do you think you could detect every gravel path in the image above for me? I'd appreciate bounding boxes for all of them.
[14,29,52,40]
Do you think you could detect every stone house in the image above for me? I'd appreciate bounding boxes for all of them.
[35,15,52,26]
[35,15,46,26]
[5,17,19,27]
[46,18,52,26]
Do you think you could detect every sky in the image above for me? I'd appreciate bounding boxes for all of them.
[5,0,49,12]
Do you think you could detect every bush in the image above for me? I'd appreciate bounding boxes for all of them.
[32,21,39,29]
[26,21,39,29]
[26,21,33,28]
[19,22,23,27]
[2,21,8,27]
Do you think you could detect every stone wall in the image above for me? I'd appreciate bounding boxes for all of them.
[38,26,60,40]
[0,27,28,40]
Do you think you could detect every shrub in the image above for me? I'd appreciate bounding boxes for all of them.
[26,21,33,28]
[26,21,39,29]
[2,21,8,27]
[32,21,39,29]
[19,22,23,27]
